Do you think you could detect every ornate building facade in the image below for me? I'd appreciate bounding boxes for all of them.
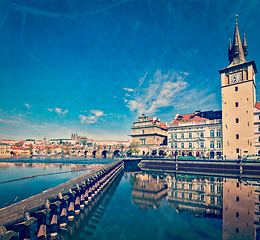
[167,110,222,158]
[131,114,167,155]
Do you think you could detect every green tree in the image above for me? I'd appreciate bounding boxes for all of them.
[129,141,140,155]
[29,144,33,155]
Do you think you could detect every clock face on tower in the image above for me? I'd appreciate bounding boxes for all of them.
[230,72,242,83]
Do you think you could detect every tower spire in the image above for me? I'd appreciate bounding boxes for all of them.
[243,33,248,57]
[228,19,246,66]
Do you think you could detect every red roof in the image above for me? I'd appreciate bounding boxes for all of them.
[255,102,260,110]
[147,117,167,130]
[172,113,208,124]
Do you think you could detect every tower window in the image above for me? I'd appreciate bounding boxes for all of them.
[236,134,239,139]
[235,102,238,107]
[236,118,239,123]
[235,86,238,91]
[236,148,239,153]
[236,197,239,202]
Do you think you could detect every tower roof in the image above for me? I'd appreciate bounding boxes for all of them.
[228,19,247,67]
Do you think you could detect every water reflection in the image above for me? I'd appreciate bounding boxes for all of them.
[131,174,167,211]
[130,172,260,239]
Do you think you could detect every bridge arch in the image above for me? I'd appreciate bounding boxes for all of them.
[113,150,120,156]
[102,150,108,158]
[92,150,97,158]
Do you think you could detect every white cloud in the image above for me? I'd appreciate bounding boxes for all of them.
[124,69,217,115]
[125,70,188,114]
[24,103,31,109]
[0,118,21,124]
[80,110,105,124]
[90,110,104,117]
[139,71,148,87]
[123,88,134,92]
[49,107,69,117]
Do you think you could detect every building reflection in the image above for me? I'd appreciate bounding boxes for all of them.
[167,175,223,218]
[130,172,260,239]
[131,173,168,211]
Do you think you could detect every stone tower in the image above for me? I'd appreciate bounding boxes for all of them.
[219,20,257,158]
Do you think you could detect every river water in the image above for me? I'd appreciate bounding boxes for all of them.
[0,157,259,239]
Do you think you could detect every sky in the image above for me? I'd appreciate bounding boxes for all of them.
[0,0,260,141]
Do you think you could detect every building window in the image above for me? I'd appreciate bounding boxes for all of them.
[217,141,221,149]
[189,193,192,200]
[171,143,173,148]
[210,141,214,148]
[235,86,238,91]
[201,195,204,201]
[210,185,215,193]
[175,134,177,139]
[142,130,144,134]
[189,133,192,138]
[181,133,184,139]
[171,134,173,139]
[259,115,260,120]
[216,129,221,137]
[258,126,260,132]
[259,136,260,142]
[236,228,239,233]
[200,142,204,148]
[181,143,184,148]
[200,132,204,138]
[140,139,146,145]
[236,196,239,202]
[201,185,204,191]
[189,142,192,148]
[236,148,239,153]
[235,102,238,107]
[175,143,177,148]
[210,130,214,137]
[236,134,239,139]
[210,196,215,204]
[236,118,239,123]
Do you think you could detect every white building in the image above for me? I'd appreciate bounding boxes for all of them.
[167,110,222,158]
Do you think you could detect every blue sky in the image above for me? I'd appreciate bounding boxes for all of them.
[0,0,260,141]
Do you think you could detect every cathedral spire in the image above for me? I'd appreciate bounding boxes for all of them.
[228,19,246,66]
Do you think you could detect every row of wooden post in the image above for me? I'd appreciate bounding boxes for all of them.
[16,161,123,240]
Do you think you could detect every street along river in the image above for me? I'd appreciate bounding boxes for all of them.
[0,157,259,239]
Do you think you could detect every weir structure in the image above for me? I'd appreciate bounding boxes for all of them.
[0,160,123,240]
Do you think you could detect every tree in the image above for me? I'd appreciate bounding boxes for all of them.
[129,141,140,155]
[29,144,33,155]
[44,145,51,154]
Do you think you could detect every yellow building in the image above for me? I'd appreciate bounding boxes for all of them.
[0,143,11,158]
[131,114,167,155]
[219,20,257,158]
